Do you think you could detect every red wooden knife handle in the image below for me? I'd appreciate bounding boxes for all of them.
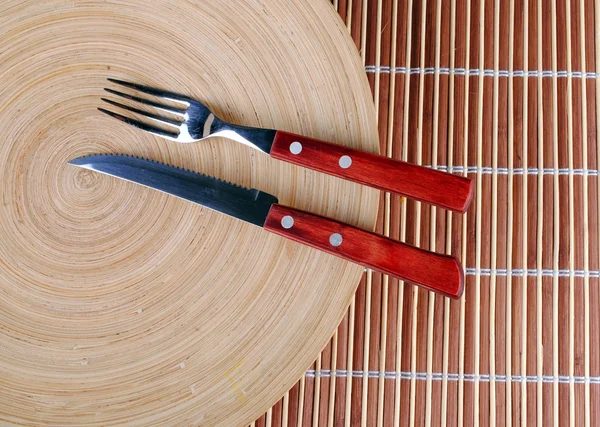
[264,204,464,299]
[270,131,474,213]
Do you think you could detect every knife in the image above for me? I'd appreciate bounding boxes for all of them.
[69,155,464,299]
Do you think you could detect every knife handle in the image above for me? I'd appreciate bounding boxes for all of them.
[264,204,464,299]
[270,131,474,213]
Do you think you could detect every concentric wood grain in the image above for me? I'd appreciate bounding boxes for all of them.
[0,1,380,425]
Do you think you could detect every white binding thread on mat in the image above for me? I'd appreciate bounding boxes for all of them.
[305,370,600,384]
[423,166,600,175]
[465,269,600,277]
[365,66,600,78]
[362,268,600,277]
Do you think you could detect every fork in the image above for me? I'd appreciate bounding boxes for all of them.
[100,79,474,213]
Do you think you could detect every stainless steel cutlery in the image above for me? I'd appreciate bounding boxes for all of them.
[100,79,474,213]
[67,78,476,298]
[70,155,465,298]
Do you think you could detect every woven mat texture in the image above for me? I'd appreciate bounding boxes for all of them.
[254,0,600,425]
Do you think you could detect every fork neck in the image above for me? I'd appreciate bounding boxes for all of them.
[212,120,276,154]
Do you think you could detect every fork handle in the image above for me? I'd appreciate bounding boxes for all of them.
[264,204,464,299]
[270,131,474,213]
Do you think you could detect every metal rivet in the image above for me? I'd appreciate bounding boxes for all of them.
[339,155,352,169]
[281,216,294,229]
[290,141,303,155]
[329,233,343,247]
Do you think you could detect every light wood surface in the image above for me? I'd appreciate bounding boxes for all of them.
[0,1,380,425]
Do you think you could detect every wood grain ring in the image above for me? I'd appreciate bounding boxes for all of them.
[0,1,379,425]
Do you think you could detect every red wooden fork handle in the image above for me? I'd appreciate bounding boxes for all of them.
[264,204,464,299]
[270,131,474,213]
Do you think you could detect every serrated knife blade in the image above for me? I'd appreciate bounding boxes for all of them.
[68,155,278,227]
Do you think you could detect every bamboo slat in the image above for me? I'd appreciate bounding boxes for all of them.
[258,0,600,425]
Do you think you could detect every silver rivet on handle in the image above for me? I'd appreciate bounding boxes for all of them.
[290,142,303,155]
[339,155,352,169]
[329,233,343,247]
[281,216,295,229]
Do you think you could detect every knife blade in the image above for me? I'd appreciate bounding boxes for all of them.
[69,155,464,299]
[69,155,278,227]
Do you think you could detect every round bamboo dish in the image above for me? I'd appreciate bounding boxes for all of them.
[0,1,379,425]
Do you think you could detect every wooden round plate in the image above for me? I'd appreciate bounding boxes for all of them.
[0,1,379,425]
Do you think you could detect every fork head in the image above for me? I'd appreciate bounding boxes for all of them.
[100,79,218,144]
[100,79,277,153]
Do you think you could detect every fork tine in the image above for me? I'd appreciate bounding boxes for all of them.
[104,88,187,115]
[101,98,182,127]
[98,108,180,140]
[107,78,191,104]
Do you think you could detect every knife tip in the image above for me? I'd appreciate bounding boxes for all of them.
[67,157,85,166]
[68,156,98,168]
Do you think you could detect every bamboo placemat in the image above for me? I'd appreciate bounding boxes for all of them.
[255,0,600,425]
